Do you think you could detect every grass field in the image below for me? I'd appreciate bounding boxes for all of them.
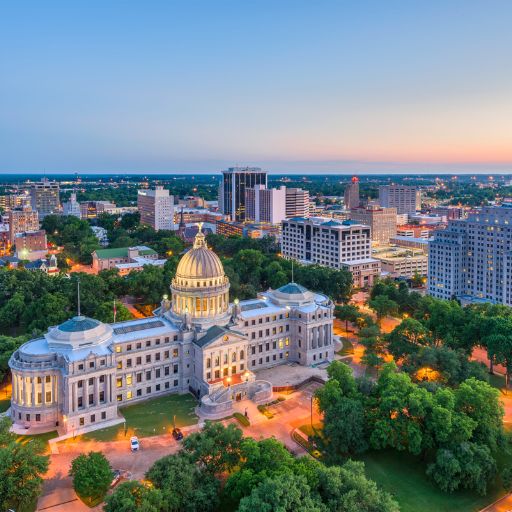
[80,393,198,442]
[336,339,354,356]
[357,449,505,512]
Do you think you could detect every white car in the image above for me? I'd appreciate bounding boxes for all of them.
[130,436,139,452]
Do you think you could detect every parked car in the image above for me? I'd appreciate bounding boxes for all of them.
[130,436,140,452]
[172,428,184,441]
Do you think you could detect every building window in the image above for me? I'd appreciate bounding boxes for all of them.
[78,397,83,408]
[99,375,105,383]
[146,355,151,363]
[101,411,106,420]
[156,384,161,391]
[115,346,121,353]
[117,394,122,402]
[116,377,122,388]
[173,364,179,374]
[78,364,84,370]
[173,380,178,387]
[126,375,132,386]
[146,371,151,380]
[79,417,85,426]
[127,391,133,400]
[36,414,41,422]
[137,389,142,397]
[45,391,51,403]
[100,391,105,402]
[89,393,94,405]
[91,414,96,423]
[156,369,161,378]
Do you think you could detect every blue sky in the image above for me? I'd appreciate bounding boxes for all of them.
[1,1,512,174]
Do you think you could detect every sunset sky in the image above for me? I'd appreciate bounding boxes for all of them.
[1,1,511,174]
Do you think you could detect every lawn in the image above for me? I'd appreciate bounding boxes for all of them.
[357,449,506,512]
[80,393,198,442]
[15,430,58,448]
[336,339,354,356]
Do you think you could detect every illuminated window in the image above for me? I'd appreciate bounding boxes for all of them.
[126,391,133,400]
[279,340,284,349]
[115,346,121,353]
[116,377,122,388]
[126,374,132,386]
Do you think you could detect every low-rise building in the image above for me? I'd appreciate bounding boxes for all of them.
[14,230,48,261]
[92,246,159,272]
[373,248,428,278]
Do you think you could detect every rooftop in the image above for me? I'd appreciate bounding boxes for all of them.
[94,245,157,259]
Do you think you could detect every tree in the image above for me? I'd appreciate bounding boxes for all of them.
[368,295,398,325]
[94,301,132,323]
[316,460,399,512]
[237,473,321,512]
[145,453,219,512]
[502,466,512,491]
[104,481,164,512]
[427,442,497,495]
[182,422,243,475]
[386,318,431,360]
[335,304,360,334]
[321,396,368,457]
[484,326,512,388]
[0,417,49,510]
[69,451,112,503]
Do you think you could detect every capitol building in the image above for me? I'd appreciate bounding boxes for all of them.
[9,228,334,435]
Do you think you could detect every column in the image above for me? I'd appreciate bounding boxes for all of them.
[53,375,58,404]
[94,377,99,406]
[31,377,36,407]
[72,381,77,412]
[41,377,46,406]
[66,378,72,413]
[12,374,16,404]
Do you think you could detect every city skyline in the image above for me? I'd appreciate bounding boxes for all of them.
[1,1,512,174]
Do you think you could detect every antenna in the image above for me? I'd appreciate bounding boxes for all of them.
[77,278,81,316]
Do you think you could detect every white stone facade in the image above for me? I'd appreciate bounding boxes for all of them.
[9,228,334,434]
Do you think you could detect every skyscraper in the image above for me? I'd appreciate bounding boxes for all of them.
[349,205,398,245]
[285,188,310,218]
[29,179,60,218]
[137,186,174,231]
[245,185,286,224]
[219,167,267,222]
[8,206,39,244]
[378,184,421,214]
[344,176,360,210]
[428,205,512,305]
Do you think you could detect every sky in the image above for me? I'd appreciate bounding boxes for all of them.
[1,1,512,175]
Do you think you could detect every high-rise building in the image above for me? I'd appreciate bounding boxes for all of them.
[378,184,421,214]
[245,185,286,224]
[281,217,381,288]
[0,193,30,213]
[285,188,310,218]
[344,176,360,210]
[8,207,39,243]
[62,192,81,218]
[137,186,174,231]
[28,179,60,218]
[428,205,512,305]
[219,167,267,221]
[349,205,398,245]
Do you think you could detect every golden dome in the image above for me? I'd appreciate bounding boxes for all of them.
[175,226,225,280]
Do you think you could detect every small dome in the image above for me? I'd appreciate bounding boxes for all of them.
[270,282,315,305]
[175,226,225,280]
[45,315,113,350]
[59,316,102,333]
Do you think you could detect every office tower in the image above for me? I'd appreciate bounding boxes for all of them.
[29,179,60,218]
[344,176,360,210]
[285,188,310,218]
[245,185,286,224]
[62,192,81,218]
[349,205,398,245]
[219,167,267,221]
[281,217,381,288]
[378,184,421,214]
[0,193,30,213]
[428,205,512,305]
[137,186,174,231]
[8,207,39,243]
